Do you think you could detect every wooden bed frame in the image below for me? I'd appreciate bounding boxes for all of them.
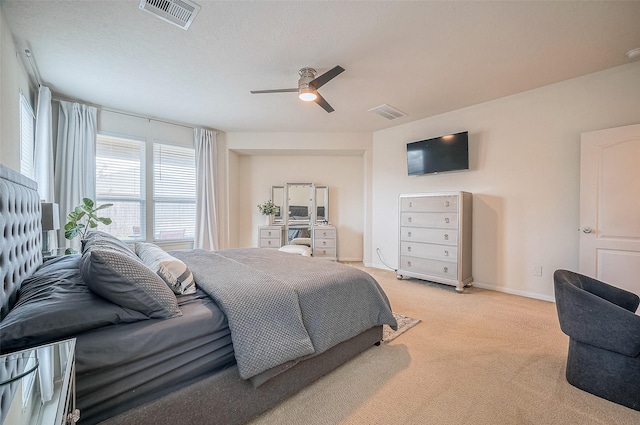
[0,163,383,424]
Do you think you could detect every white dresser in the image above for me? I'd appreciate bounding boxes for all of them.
[312,225,337,260]
[397,192,473,292]
[258,225,284,248]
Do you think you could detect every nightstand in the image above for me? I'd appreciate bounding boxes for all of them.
[42,248,67,262]
[0,339,79,425]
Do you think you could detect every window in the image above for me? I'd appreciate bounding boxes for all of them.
[153,143,196,241]
[94,134,196,243]
[19,92,35,179]
[95,134,145,241]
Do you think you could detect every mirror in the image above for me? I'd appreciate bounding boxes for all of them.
[271,186,284,223]
[315,186,328,224]
[286,183,313,224]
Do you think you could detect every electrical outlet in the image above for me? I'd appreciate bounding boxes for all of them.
[532,265,542,276]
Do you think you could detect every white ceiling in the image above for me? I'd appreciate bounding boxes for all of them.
[3,1,640,133]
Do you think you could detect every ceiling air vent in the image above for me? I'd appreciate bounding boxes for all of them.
[139,0,201,30]
[368,104,407,120]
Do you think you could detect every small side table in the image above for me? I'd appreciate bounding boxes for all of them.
[1,338,78,425]
[42,248,67,262]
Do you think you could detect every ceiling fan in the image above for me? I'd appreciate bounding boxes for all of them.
[250,66,345,113]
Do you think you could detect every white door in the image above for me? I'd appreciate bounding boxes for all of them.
[579,123,640,294]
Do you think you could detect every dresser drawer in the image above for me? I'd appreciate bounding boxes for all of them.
[314,227,336,239]
[399,256,458,280]
[400,227,458,245]
[260,228,281,238]
[314,237,336,249]
[400,212,458,229]
[401,196,458,212]
[401,242,458,262]
[260,238,280,248]
[314,247,336,258]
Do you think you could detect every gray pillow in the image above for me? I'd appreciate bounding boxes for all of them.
[82,230,135,256]
[134,242,196,295]
[0,255,148,352]
[80,248,182,319]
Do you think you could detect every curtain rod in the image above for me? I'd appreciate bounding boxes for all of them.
[51,96,207,131]
[23,49,42,87]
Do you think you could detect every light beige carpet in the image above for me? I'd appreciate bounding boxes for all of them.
[249,265,640,425]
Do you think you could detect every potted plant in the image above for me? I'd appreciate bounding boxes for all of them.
[257,200,279,224]
[64,198,113,254]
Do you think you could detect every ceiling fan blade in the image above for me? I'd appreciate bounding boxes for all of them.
[314,92,335,113]
[310,66,345,90]
[250,88,298,94]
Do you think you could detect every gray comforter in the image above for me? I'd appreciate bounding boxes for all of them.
[173,248,397,380]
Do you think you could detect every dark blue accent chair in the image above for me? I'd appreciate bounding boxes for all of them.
[554,269,640,411]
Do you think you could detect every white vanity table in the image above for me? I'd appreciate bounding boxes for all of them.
[258,183,336,260]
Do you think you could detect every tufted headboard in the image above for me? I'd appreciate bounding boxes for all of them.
[0,163,42,321]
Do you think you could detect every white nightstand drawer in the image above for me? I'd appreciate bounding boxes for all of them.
[314,247,337,258]
[401,196,458,212]
[260,229,281,238]
[314,238,336,249]
[260,238,280,248]
[314,228,336,239]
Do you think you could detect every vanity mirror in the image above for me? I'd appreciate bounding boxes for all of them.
[259,183,336,260]
[271,186,284,224]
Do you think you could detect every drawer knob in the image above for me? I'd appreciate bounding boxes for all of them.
[408,231,412,237]
[445,201,450,207]
[445,217,449,224]
[268,240,271,245]
[407,261,412,267]
[444,234,449,241]
[444,250,449,256]
[322,241,327,246]
[407,246,412,252]
[408,216,412,223]
[443,266,449,273]
[409,201,412,208]
[268,231,272,236]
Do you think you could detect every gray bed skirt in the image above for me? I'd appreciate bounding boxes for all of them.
[100,325,383,425]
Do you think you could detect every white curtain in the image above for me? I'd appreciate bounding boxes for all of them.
[194,128,219,250]
[34,86,54,201]
[54,101,97,252]
[34,86,58,252]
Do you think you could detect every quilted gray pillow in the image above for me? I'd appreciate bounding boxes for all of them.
[134,242,196,295]
[80,248,181,319]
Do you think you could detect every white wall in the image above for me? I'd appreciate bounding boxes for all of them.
[0,6,33,170]
[225,132,372,261]
[370,61,640,301]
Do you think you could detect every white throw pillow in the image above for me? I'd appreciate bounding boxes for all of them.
[134,242,196,295]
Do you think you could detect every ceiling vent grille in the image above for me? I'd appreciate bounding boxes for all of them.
[368,104,407,120]
[139,0,201,30]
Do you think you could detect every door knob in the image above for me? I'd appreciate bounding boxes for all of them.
[582,227,593,234]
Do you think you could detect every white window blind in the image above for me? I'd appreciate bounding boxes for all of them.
[95,134,145,241]
[153,143,196,241]
[19,92,35,179]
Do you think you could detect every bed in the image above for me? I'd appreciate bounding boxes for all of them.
[0,163,397,425]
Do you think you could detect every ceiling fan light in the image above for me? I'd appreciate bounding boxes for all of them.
[298,87,317,102]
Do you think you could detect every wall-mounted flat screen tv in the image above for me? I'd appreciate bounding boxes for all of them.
[406,131,469,176]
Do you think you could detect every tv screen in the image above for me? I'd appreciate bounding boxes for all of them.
[406,131,469,175]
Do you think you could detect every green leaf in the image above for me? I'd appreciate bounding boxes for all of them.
[64,248,77,255]
[88,221,98,228]
[94,203,113,211]
[98,217,112,225]
[83,198,94,209]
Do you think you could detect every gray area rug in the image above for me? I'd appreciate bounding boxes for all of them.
[383,312,421,343]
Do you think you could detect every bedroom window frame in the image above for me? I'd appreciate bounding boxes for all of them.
[19,91,35,180]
